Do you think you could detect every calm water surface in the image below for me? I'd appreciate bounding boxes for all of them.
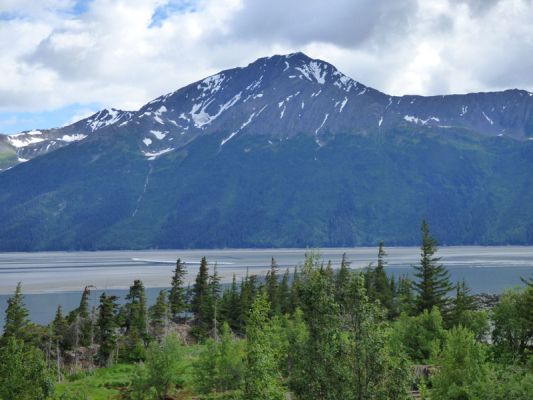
[1,247,532,325]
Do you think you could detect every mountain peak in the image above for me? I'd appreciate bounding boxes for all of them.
[2,53,532,171]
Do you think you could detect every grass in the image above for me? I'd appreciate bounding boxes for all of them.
[54,364,135,399]
[54,345,205,399]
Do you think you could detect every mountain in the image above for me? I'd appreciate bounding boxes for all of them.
[0,52,532,251]
[0,108,132,170]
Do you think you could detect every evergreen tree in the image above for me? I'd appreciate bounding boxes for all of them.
[51,305,68,350]
[207,263,222,336]
[242,293,285,400]
[2,282,30,343]
[124,280,148,335]
[277,268,291,315]
[75,286,94,347]
[77,285,91,319]
[169,258,187,320]
[448,280,488,338]
[220,274,241,332]
[396,276,415,315]
[335,253,351,308]
[451,280,476,317]
[239,270,259,330]
[289,266,302,313]
[373,242,394,313]
[191,257,210,339]
[150,290,169,341]
[97,293,119,366]
[265,257,279,315]
[122,279,149,360]
[62,286,94,353]
[413,220,452,313]
[324,259,334,280]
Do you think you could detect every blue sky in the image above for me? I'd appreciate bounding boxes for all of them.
[1,0,532,135]
[0,104,101,134]
[0,0,200,134]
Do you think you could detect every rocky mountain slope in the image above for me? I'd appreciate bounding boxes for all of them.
[0,53,532,250]
[0,109,132,170]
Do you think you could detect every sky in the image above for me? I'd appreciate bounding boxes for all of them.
[1,0,532,134]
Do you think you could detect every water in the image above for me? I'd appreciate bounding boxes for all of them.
[0,247,532,326]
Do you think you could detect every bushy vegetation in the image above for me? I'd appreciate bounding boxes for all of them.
[1,221,531,399]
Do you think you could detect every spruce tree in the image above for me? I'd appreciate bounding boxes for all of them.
[324,259,334,280]
[289,266,301,313]
[221,274,241,332]
[335,253,350,307]
[450,280,476,324]
[207,263,222,336]
[397,276,415,315]
[413,220,452,313]
[97,293,119,366]
[124,280,148,336]
[2,282,30,343]
[373,242,394,314]
[78,285,91,319]
[191,257,210,339]
[77,286,94,347]
[150,290,169,341]
[266,257,279,315]
[239,270,259,330]
[277,268,291,315]
[52,305,68,350]
[122,279,149,359]
[169,258,187,320]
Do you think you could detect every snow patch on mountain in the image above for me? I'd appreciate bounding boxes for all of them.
[143,148,174,160]
[7,135,46,148]
[246,75,263,91]
[295,61,327,84]
[60,134,87,142]
[339,97,348,112]
[150,130,167,140]
[404,115,440,125]
[315,113,329,135]
[198,74,225,95]
[221,105,268,146]
[190,91,242,128]
[482,111,494,125]
[332,71,357,92]
[86,109,130,132]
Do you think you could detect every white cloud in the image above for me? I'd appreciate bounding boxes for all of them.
[0,0,532,119]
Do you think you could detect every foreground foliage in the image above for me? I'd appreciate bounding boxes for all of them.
[1,221,531,399]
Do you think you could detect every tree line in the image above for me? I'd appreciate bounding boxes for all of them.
[1,220,532,399]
